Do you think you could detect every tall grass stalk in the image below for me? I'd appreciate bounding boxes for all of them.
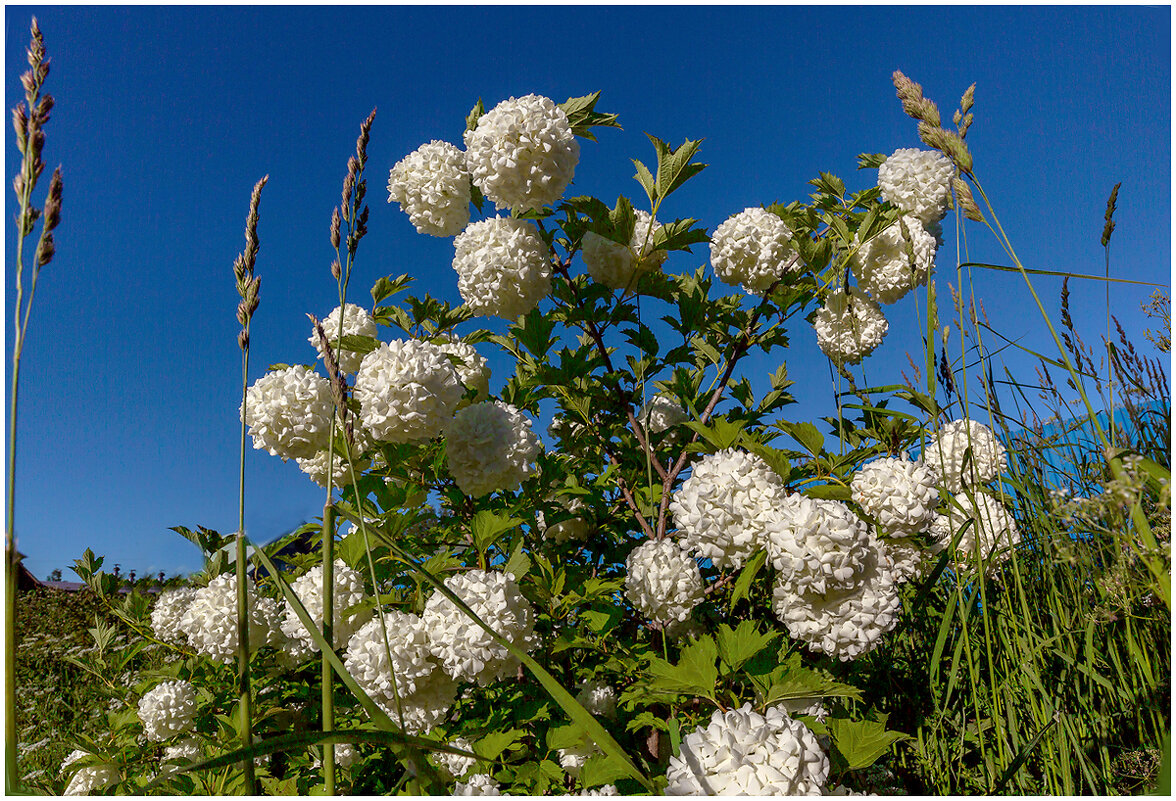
[6,18,62,793]
[231,175,267,795]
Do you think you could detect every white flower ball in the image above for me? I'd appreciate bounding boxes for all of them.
[396,669,460,735]
[558,740,601,780]
[454,772,502,796]
[670,448,787,569]
[437,338,491,403]
[877,148,955,225]
[575,679,617,720]
[280,559,373,664]
[242,366,335,461]
[311,743,358,770]
[354,339,464,443]
[930,492,1021,568]
[772,540,901,661]
[423,569,538,686]
[538,496,591,543]
[464,93,579,213]
[583,210,668,290]
[434,737,478,780]
[150,588,198,647]
[452,217,552,319]
[709,207,800,295]
[344,611,438,711]
[579,786,619,796]
[161,737,202,775]
[387,140,471,237]
[446,401,540,497]
[62,750,118,796]
[764,497,871,594]
[640,394,689,434]
[295,428,374,490]
[624,538,705,625]
[137,680,197,741]
[813,288,889,366]
[309,303,379,375]
[924,419,1007,492]
[851,456,940,537]
[877,536,928,584]
[179,573,283,664]
[665,703,829,795]
[852,216,937,304]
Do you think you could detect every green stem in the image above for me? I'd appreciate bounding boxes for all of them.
[237,343,256,794]
[322,501,336,794]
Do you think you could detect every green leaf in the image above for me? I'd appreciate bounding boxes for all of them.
[475,728,527,762]
[371,274,413,306]
[337,334,379,357]
[648,134,707,201]
[579,752,632,788]
[783,421,825,455]
[729,548,767,610]
[471,511,522,553]
[559,91,621,141]
[683,417,747,450]
[632,159,656,203]
[581,607,623,634]
[647,635,719,697]
[857,153,887,170]
[826,718,910,770]
[715,620,776,673]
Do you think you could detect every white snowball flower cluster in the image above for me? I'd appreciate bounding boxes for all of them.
[452,217,552,319]
[433,737,478,780]
[137,680,197,741]
[852,216,937,304]
[575,678,617,720]
[446,401,540,497]
[438,338,491,403]
[665,703,829,795]
[344,611,439,713]
[930,492,1021,568]
[924,419,1007,492]
[295,424,374,489]
[670,448,787,569]
[423,569,539,686]
[178,573,283,664]
[454,772,502,796]
[877,537,928,585]
[242,366,334,461]
[813,288,889,365]
[583,210,668,290]
[709,207,800,295]
[354,339,464,443]
[387,140,471,237]
[161,738,202,774]
[558,739,602,779]
[772,539,901,662]
[851,456,940,537]
[764,497,871,594]
[311,743,358,770]
[150,587,197,647]
[579,785,619,796]
[309,303,379,375]
[62,749,118,796]
[640,394,689,435]
[538,496,591,543]
[280,559,373,663]
[877,148,955,225]
[624,539,705,624]
[464,93,579,213]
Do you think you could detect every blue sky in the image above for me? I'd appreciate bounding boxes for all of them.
[5,6,1170,579]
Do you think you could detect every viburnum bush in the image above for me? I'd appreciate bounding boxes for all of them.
[47,76,1171,798]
